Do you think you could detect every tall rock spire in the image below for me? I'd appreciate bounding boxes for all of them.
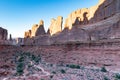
[48,16,63,36]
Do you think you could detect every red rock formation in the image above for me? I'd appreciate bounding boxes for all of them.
[24,20,46,38]
[0,27,7,40]
[35,20,46,36]
[24,0,120,45]
[48,16,63,36]
[24,30,31,38]
[24,20,47,45]
[57,0,120,43]
[64,0,120,29]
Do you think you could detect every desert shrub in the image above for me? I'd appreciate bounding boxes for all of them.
[101,66,107,72]
[52,71,56,74]
[114,73,120,80]
[50,75,54,78]
[16,62,24,76]
[15,52,41,76]
[18,56,24,62]
[66,64,80,69]
[104,76,110,80]
[60,69,66,74]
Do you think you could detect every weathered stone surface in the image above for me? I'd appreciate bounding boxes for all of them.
[24,0,120,46]
[24,20,46,38]
[116,0,120,13]
[64,0,120,29]
[50,26,89,44]
[24,30,31,38]
[35,20,46,36]
[31,24,39,37]
[34,35,50,46]
[0,27,7,40]
[48,16,63,35]
[16,38,24,46]
[24,38,34,46]
[23,20,48,45]
[82,13,120,41]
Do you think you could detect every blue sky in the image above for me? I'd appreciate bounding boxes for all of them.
[0,0,99,38]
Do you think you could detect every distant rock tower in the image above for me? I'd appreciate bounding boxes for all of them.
[0,27,8,40]
[48,16,63,36]
[24,20,46,38]
[9,34,12,41]
[35,20,46,36]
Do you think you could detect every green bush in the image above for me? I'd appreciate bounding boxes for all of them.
[60,69,66,74]
[15,52,42,76]
[52,71,56,74]
[104,76,110,80]
[18,56,24,62]
[101,67,107,72]
[50,75,53,78]
[66,64,80,69]
[16,62,24,76]
[114,73,120,80]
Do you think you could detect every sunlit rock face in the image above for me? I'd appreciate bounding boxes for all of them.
[24,20,48,45]
[83,0,120,41]
[24,30,31,38]
[62,0,120,42]
[31,24,39,37]
[48,16,63,36]
[24,0,120,45]
[0,27,7,40]
[35,20,46,36]
[64,0,120,29]
[24,20,46,38]
[64,8,89,30]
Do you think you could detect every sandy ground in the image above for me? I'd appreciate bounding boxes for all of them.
[0,45,120,80]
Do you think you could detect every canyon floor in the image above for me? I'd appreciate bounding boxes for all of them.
[0,44,120,80]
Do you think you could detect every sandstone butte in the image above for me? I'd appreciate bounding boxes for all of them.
[0,27,9,45]
[23,0,120,46]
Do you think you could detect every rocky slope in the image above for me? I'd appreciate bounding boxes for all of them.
[1,45,120,80]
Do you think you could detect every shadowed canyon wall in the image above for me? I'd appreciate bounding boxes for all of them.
[0,27,9,45]
[24,0,120,46]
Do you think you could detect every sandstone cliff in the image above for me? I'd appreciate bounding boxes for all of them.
[64,0,120,29]
[24,0,120,46]
[51,0,120,44]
